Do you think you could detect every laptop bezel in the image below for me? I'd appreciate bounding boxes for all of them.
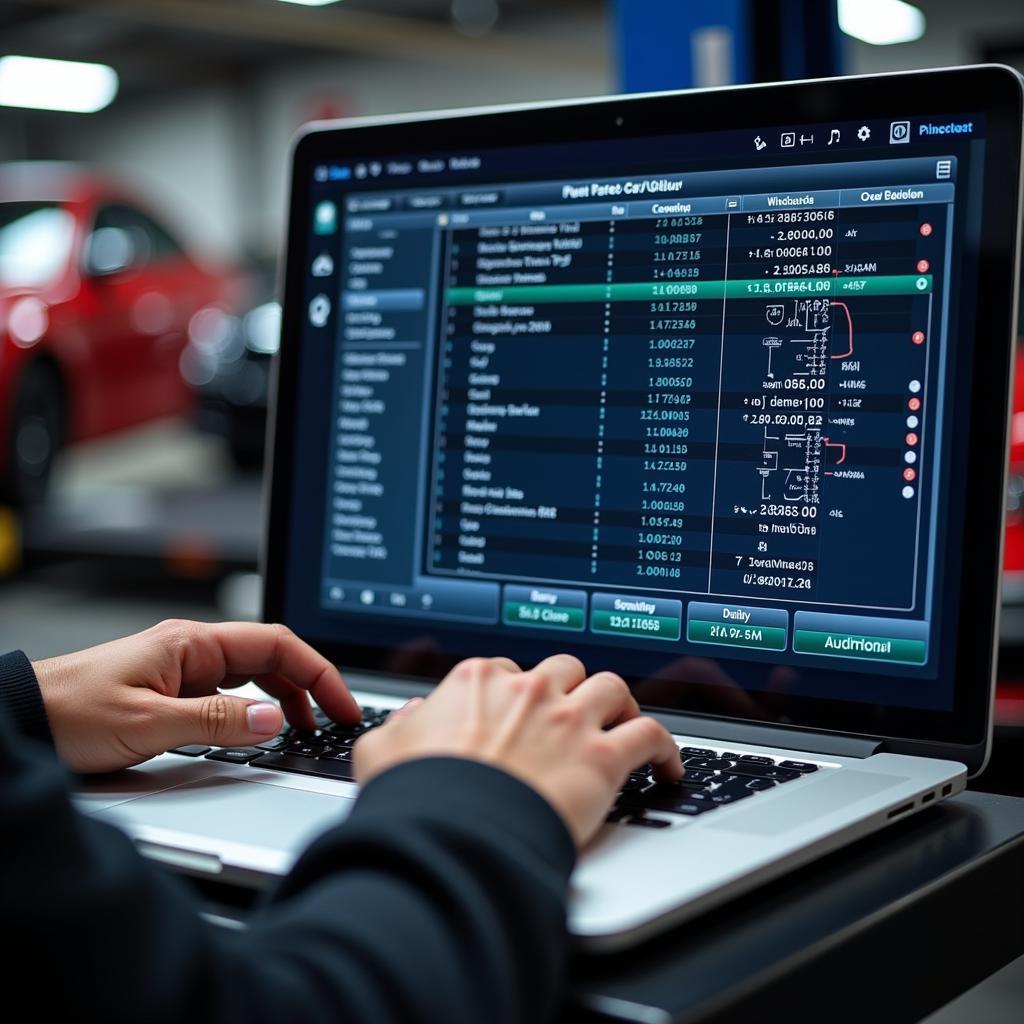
[264,66,1024,774]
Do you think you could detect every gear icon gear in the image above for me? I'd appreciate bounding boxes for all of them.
[857,125,871,142]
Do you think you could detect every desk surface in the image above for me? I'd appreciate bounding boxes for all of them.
[566,790,1024,1024]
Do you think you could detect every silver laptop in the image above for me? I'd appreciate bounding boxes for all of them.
[78,65,1024,951]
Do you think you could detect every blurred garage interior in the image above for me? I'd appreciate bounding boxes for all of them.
[1,3,1023,1019]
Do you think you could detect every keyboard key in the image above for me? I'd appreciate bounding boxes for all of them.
[326,723,366,739]
[170,745,211,757]
[683,757,736,772]
[321,749,353,762]
[746,778,777,791]
[681,768,715,785]
[255,736,290,752]
[284,741,329,758]
[680,746,716,758]
[738,754,774,765]
[206,747,264,764]
[620,775,650,792]
[251,752,356,782]
[710,785,756,805]
[675,801,715,816]
[779,760,819,773]
[728,763,801,782]
[626,816,671,829]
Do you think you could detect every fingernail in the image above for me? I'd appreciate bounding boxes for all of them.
[246,703,280,734]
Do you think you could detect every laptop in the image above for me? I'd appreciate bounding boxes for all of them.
[78,65,1024,951]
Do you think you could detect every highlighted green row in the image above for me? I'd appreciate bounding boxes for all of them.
[447,274,931,306]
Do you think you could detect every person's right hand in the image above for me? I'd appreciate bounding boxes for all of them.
[354,655,682,847]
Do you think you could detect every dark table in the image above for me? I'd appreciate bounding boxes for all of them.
[565,791,1024,1023]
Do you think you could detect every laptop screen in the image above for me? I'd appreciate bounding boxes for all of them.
[271,70,1022,752]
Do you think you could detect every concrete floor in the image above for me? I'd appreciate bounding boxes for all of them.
[1,420,1021,1020]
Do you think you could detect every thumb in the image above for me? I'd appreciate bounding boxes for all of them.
[162,693,283,751]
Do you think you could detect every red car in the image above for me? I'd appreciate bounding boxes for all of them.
[0,163,237,504]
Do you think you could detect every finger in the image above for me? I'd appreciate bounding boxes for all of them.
[569,672,641,726]
[607,716,682,781]
[214,672,317,731]
[158,693,284,751]
[180,622,360,725]
[488,657,521,674]
[530,653,587,693]
[387,697,424,721]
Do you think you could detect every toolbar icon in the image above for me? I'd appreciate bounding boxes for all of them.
[827,128,841,146]
[936,159,952,180]
[799,133,814,146]
[313,200,337,235]
[308,294,331,327]
[780,131,796,148]
[311,252,334,277]
[857,125,871,142]
[754,135,767,151]
[890,120,910,144]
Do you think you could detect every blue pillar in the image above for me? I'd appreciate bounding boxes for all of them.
[613,0,844,93]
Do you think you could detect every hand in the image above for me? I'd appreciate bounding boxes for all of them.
[31,619,360,773]
[354,655,682,847]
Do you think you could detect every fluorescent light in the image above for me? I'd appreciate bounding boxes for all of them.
[838,0,925,46]
[0,55,118,113]
[276,1,344,6]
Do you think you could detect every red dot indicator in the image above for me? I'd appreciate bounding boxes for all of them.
[920,223,933,237]
[912,330,926,345]
[916,259,930,273]
[908,397,922,411]
[906,432,919,446]
[903,467,917,482]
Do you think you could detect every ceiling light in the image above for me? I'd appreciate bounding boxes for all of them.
[837,0,925,46]
[0,55,118,113]
[276,1,345,6]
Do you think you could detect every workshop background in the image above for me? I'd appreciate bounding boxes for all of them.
[0,3,1022,1019]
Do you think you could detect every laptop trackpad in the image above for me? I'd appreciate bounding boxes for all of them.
[96,776,356,851]
[707,770,908,837]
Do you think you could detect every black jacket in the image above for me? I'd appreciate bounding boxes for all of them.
[0,651,575,1023]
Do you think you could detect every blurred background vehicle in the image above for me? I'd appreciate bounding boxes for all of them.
[0,162,240,504]
[181,261,278,471]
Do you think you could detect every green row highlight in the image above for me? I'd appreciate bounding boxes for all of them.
[447,274,932,306]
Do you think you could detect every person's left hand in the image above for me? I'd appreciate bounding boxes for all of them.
[31,619,360,773]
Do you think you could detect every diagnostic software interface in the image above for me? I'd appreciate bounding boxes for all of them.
[290,113,986,706]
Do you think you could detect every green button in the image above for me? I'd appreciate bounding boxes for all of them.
[793,629,926,664]
[504,602,585,631]
[687,619,787,651]
[591,609,680,641]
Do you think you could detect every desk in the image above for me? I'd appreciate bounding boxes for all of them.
[565,791,1024,1023]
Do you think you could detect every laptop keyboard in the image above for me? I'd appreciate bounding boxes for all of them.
[608,746,820,829]
[171,708,823,827]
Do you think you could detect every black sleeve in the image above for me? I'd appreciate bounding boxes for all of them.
[0,666,575,1023]
[0,650,53,746]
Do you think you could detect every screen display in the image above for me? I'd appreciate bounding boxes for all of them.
[281,105,996,722]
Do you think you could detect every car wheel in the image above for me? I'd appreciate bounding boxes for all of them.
[4,362,63,506]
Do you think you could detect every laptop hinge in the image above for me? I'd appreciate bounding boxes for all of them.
[654,712,884,759]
